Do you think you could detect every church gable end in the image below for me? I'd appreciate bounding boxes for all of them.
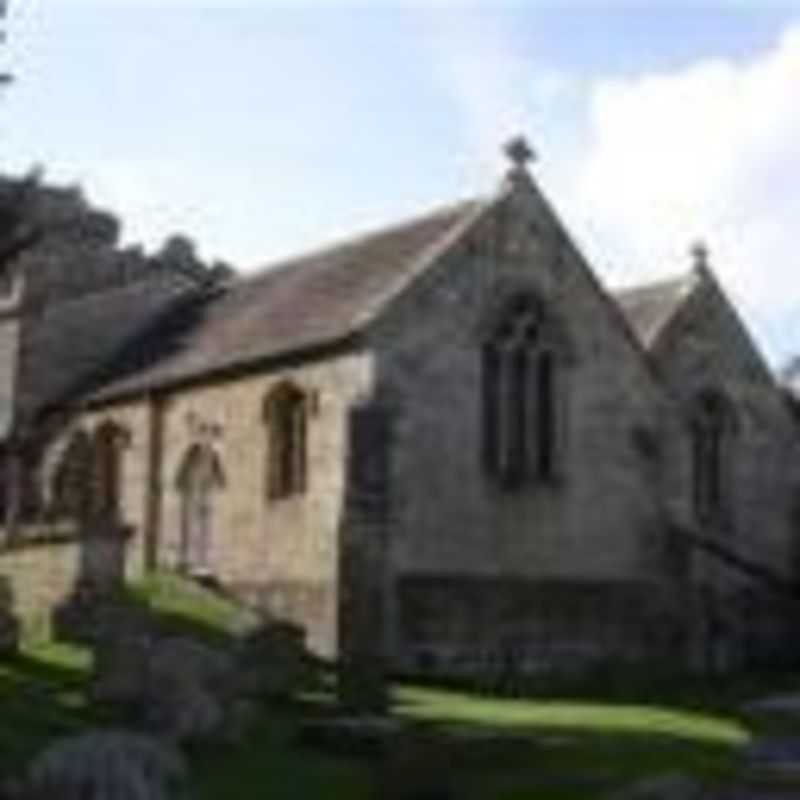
[653,259,779,399]
[365,143,686,674]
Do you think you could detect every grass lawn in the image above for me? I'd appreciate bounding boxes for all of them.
[0,640,102,773]
[1,574,798,798]
[394,686,751,797]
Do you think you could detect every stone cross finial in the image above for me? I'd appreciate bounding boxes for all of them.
[691,240,710,271]
[504,135,536,173]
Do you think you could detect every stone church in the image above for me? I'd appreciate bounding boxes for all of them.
[0,139,798,677]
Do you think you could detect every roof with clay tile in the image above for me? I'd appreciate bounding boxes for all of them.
[88,198,487,403]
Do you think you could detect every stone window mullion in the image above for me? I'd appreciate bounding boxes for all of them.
[497,345,517,483]
[508,344,528,486]
[536,351,555,481]
[481,343,501,475]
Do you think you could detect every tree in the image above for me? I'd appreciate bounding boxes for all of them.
[1,0,12,85]
[0,169,43,283]
[0,1,39,283]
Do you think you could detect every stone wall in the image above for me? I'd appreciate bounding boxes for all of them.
[394,575,683,677]
[45,401,153,582]
[0,525,126,638]
[77,351,374,660]
[369,177,690,671]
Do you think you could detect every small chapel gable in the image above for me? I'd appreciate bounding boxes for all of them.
[639,245,799,589]
[651,245,779,395]
[644,244,797,452]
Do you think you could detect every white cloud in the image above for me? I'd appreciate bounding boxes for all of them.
[572,25,800,363]
[423,12,586,185]
[430,18,800,364]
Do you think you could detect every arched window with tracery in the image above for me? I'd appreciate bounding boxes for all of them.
[691,389,736,526]
[481,292,565,489]
[176,444,225,576]
[264,382,309,501]
[51,430,93,519]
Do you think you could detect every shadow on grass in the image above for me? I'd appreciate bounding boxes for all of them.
[7,572,789,799]
[396,663,800,743]
[191,708,374,800]
[0,645,124,775]
[0,572,248,778]
[52,571,253,652]
[283,683,750,799]
[0,647,753,800]
[387,684,754,793]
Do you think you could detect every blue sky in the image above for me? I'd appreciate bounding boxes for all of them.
[1,1,799,365]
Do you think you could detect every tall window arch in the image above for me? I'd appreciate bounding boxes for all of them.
[481,292,564,489]
[92,421,124,519]
[51,430,93,519]
[264,382,309,500]
[691,389,735,526]
[176,444,225,575]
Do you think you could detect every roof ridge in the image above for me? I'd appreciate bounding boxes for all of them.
[85,194,489,404]
[239,196,484,286]
[350,194,497,332]
[612,268,696,299]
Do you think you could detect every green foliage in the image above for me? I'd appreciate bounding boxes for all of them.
[125,572,254,643]
[395,686,749,745]
[0,639,794,798]
[0,642,102,774]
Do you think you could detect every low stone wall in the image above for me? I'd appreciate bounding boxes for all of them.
[0,524,128,640]
[227,580,337,661]
[393,574,687,678]
[0,529,81,639]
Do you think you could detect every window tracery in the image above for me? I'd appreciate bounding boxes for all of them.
[481,292,563,489]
